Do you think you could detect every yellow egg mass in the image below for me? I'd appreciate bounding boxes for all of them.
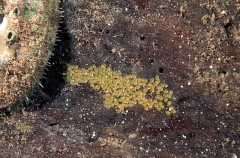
[66,64,176,115]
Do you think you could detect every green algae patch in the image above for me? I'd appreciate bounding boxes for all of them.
[66,64,176,115]
[22,2,38,20]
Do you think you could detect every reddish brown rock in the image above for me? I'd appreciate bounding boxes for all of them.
[0,0,239,157]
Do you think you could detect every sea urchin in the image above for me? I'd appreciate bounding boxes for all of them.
[0,0,60,109]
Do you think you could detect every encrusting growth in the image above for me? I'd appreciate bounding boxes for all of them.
[67,64,176,115]
[0,0,60,109]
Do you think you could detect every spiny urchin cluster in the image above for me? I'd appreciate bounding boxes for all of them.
[0,0,60,109]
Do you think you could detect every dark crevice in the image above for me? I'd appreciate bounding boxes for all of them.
[159,67,164,73]
[25,18,71,111]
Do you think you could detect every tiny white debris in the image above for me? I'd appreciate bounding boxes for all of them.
[92,131,96,138]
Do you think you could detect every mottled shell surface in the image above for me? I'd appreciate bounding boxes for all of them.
[0,0,59,109]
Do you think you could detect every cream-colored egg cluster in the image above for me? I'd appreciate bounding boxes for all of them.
[67,64,176,115]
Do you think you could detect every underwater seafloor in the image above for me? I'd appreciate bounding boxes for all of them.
[0,0,239,157]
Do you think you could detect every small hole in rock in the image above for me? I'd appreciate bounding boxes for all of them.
[159,67,164,73]
[149,59,154,64]
[188,132,195,138]
[106,30,110,34]
[218,68,227,76]
[140,35,145,40]
[49,123,59,126]
[13,8,18,16]
[7,32,13,40]
[99,28,103,32]
[224,21,232,34]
